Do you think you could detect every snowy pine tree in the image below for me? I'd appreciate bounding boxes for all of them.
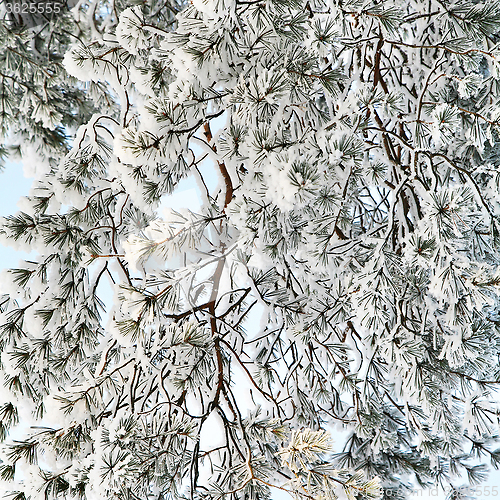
[1,0,500,498]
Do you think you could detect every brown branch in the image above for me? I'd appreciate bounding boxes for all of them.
[203,122,233,210]
[208,254,226,408]
[219,338,278,407]
[373,37,388,94]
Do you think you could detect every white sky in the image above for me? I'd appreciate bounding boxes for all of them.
[0,162,33,268]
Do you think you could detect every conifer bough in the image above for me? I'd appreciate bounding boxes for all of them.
[0,0,500,498]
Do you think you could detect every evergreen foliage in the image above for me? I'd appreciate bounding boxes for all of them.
[0,0,500,498]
